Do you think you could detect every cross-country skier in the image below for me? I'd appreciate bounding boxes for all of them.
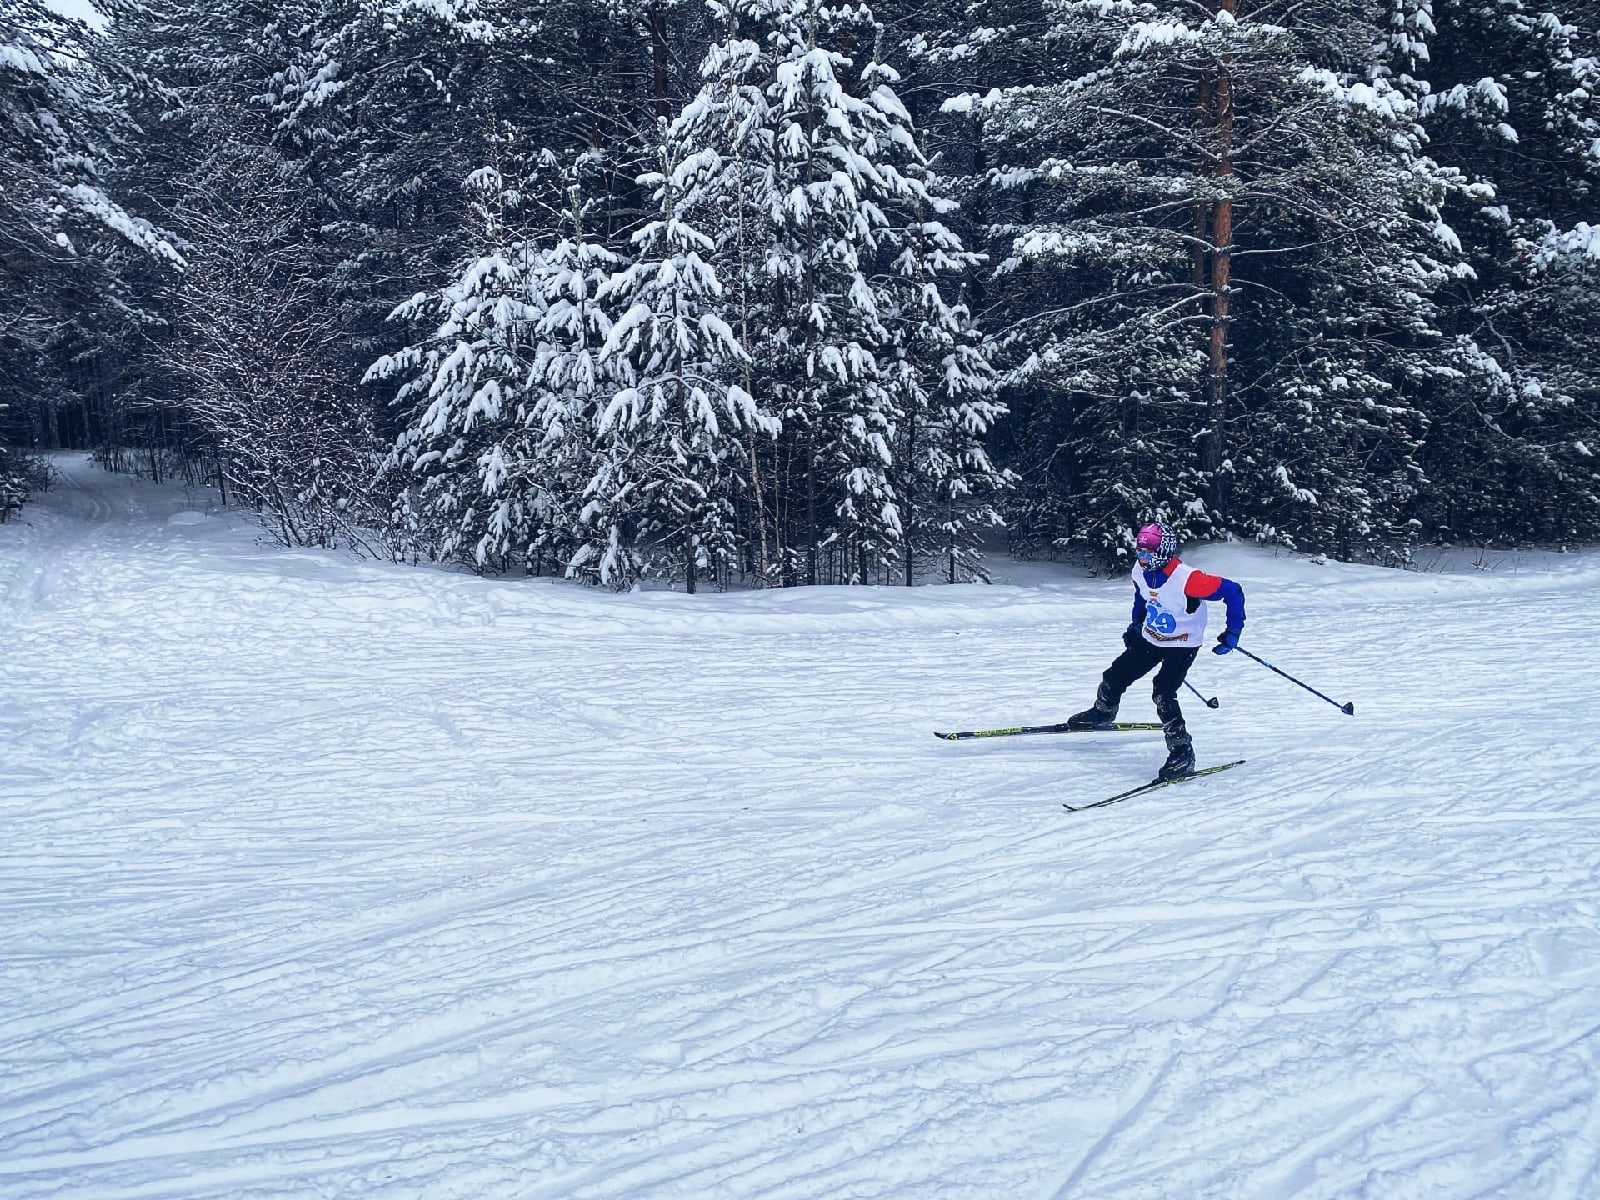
[1066,522,1246,781]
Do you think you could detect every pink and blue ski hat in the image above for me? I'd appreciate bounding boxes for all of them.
[1135,522,1178,565]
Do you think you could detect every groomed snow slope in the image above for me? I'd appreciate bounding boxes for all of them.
[2,454,1598,1199]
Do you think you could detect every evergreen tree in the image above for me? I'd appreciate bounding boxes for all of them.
[376,171,624,573]
[671,0,1008,585]
[589,142,777,591]
[264,0,666,364]
[980,0,1465,560]
[883,197,1011,583]
[12,0,1594,569]
[103,0,670,537]
[1,0,177,501]
[1,0,175,266]
[1399,0,1600,543]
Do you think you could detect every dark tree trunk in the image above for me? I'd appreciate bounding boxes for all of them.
[1204,0,1238,488]
[649,2,671,120]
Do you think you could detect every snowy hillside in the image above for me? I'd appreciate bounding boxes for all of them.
[3,454,1598,1199]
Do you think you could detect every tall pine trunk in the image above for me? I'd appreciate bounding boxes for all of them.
[733,165,769,582]
[904,408,916,586]
[649,3,671,119]
[1193,70,1213,336]
[1204,1,1238,489]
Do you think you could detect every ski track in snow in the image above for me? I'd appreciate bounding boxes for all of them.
[2,454,1599,1199]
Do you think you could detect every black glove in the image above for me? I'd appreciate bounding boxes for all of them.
[1122,625,1142,650]
[1213,628,1240,655]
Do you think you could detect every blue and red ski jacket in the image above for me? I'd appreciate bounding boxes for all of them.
[1130,557,1246,637]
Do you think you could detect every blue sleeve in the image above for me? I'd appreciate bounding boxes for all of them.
[1213,578,1246,633]
[1130,586,1147,629]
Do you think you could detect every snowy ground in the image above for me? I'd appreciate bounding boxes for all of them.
[3,453,1599,1200]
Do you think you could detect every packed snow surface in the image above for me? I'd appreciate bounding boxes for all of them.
[3,454,1599,1199]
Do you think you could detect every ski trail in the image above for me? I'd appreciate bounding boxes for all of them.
[2,455,1598,1198]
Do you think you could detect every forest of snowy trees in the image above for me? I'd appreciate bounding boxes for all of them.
[3,0,1597,583]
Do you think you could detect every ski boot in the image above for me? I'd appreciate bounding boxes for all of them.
[1157,744,1196,781]
[1066,683,1120,731]
[1154,689,1195,780]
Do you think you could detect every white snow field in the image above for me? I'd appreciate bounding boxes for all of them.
[3,453,1599,1200]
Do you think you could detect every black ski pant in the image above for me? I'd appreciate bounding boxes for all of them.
[1094,641,1200,753]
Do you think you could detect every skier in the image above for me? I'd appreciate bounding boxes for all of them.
[1067,522,1246,781]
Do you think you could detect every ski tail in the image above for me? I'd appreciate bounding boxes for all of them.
[935,722,1163,741]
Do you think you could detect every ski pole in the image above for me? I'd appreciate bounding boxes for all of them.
[1234,645,1355,715]
[1184,679,1220,709]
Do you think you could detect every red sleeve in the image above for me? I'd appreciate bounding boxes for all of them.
[1184,568,1224,599]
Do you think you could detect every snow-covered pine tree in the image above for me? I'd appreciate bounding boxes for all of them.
[848,4,1072,562]
[978,0,1467,562]
[669,0,1006,585]
[0,0,177,264]
[1,0,178,500]
[265,0,534,360]
[588,142,777,592]
[883,200,1011,583]
[710,0,900,585]
[264,0,669,366]
[374,170,624,573]
[1395,0,1600,543]
[644,19,780,579]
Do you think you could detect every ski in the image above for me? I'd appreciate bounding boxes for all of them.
[1064,759,1246,811]
[934,721,1163,742]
